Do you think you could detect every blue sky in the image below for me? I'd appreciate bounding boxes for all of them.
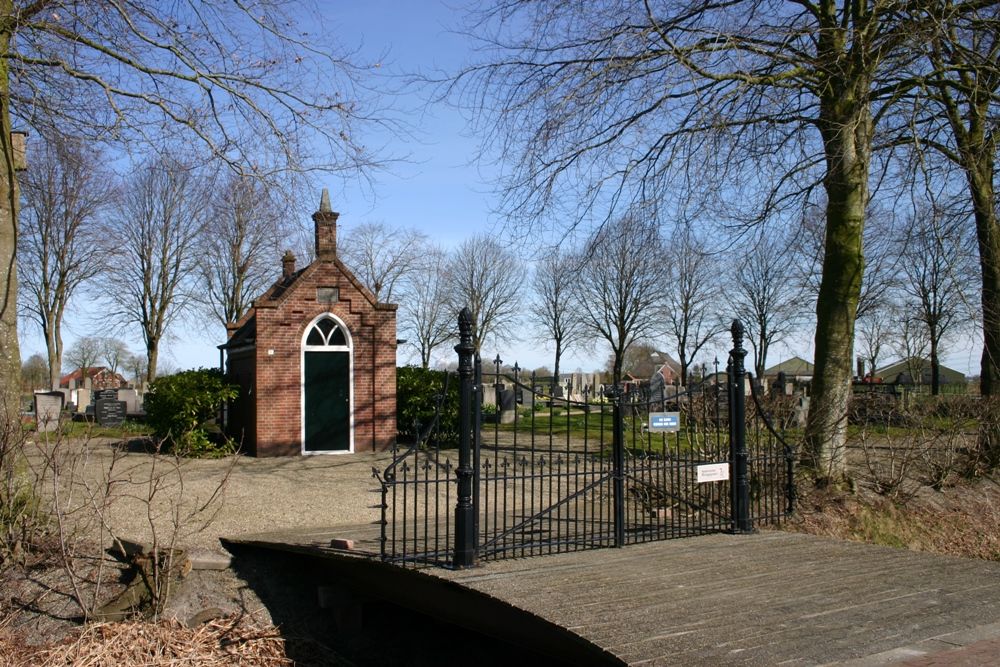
[19,1,982,380]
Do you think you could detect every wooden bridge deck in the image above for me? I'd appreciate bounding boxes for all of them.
[223,528,1000,665]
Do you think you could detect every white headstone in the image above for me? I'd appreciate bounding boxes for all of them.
[118,388,139,414]
[33,392,63,432]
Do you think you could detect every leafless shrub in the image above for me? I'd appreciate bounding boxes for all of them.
[849,395,982,498]
[0,404,49,567]
[7,418,235,622]
[853,416,923,501]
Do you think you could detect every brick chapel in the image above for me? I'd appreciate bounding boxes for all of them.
[221,190,397,456]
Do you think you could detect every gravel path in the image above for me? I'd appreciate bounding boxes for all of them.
[23,436,396,555]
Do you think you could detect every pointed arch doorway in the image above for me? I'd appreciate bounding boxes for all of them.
[301,314,353,453]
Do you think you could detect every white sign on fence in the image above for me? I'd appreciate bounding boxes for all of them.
[696,462,730,483]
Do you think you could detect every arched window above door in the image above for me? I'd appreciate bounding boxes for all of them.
[305,316,348,347]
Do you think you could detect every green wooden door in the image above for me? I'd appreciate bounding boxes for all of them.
[303,351,350,452]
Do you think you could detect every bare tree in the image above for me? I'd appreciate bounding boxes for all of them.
[449,1,966,480]
[339,222,428,303]
[856,304,897,380]
[99,338,131,379]
[727,234,804,380]
[575,214,668,385]
[0,1,393,420]
[17,133,111,389]
[794,205,900,324]
[606,341,664,381]
[196,174,288,329]
[401,246,453,368]
[663,227,723,386]
[445,234,525,355]
[897,206,976,394]
[125,352,149,390]
[21,353,47,393]
[895,5,999,451]
[99,155,208,383]
[531,250,585,383]
[65,336,102,386]
[893,314,932,384]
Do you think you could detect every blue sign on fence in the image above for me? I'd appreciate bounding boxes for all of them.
[648,412,680,433]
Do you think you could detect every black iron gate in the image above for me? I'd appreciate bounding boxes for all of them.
[374,309,796,568]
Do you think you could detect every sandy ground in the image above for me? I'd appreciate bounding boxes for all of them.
[5,437,400,645]
[21,436,397,555]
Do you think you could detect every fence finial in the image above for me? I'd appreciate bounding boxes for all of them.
[731,318,745,346]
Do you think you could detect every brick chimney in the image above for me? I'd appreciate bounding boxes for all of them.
[313,188,339,261]
[281,250,296,278]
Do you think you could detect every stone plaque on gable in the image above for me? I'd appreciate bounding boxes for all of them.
[96,399,126,426]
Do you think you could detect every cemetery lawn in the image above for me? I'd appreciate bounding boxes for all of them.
[494,409,734,456]
[56,419,153,440]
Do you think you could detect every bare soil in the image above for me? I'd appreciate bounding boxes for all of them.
[786,471,1000,561]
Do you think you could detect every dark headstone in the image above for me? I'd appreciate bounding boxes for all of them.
[499,388,517,411]
[96,399,126,426]
[93,388,118,403]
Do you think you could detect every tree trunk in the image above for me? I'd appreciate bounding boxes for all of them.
[46,325,62,390]
[612,347,624,385]
[929,335,940,396]
[969,154,1000,460]
[805,72,872,482]
[0,15,21,420]
[756,330,768,381]
[146,340,158,385]
[553,339,561,391]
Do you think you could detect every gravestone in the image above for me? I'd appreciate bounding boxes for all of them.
[33,391,64,432]
[499,388,517,424]
[518,386,534,409]
[118,388,139,414]
[95,399,127,426]
[74,388,91,412]
[93,388,118,403]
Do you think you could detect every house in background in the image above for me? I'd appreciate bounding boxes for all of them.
[221,190,398,457]
[873,358,966,387]
[651,352,682,386]
[764,356,815,383]
[59,367,128,391]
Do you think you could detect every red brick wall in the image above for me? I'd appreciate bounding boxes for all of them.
[249,260,397,456]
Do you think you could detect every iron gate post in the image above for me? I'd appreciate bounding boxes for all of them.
[607,384,626,547]
[729,320,752,533]
[454,308,477,567]
[473,354,482,544]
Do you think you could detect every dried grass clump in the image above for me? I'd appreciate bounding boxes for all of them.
[3,615,290,667]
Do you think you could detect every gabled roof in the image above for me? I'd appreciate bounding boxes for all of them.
[874,357,965,383]
[220,196,398,351]
[764,356,814,376]
[219,316,257,351]
[59,366,127,387]
[60,366,107,384]
[254,256,392,313]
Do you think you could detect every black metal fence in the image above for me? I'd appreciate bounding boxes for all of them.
[374,310,796,568]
